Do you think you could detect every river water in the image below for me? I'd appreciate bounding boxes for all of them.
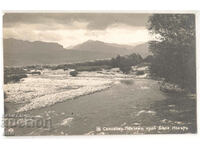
[5,78,196,135]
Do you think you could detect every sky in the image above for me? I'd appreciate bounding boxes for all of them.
[3,13,152,47]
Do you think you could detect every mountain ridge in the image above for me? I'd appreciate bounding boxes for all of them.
[4,38,151,66]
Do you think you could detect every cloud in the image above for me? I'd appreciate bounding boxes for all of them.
[3,13,151,30]
[3,13,152,47]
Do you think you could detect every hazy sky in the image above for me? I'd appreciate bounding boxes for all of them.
[3,13,152,47]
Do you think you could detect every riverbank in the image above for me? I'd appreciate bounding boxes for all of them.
[4,64,196,135]
[5,65,151,113]
[5,62,196,114]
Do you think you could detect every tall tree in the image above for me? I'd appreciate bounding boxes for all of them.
[148,14,196,92]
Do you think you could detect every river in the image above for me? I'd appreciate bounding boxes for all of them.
[4,78,196,135]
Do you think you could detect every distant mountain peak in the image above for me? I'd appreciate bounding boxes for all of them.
[71,40,151,58]
[83,40,105,45]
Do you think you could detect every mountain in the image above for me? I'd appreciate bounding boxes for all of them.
[3,38,112,66]
[71,40,132,55]
[70,40,151,58]
[4,38,151,66]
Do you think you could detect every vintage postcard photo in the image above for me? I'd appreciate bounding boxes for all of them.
[3,13,197,136]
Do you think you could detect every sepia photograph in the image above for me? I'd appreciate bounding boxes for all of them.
[3,12,197,136]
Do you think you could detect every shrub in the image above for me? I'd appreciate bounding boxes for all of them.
[136,71,145,75]
[119,65,132,74]
[4,74,28,84]
[4,67,28,84]
[70,70,78,77]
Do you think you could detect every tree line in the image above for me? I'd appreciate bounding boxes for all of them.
[148,14,196,92]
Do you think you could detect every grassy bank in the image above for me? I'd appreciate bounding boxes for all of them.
[4,67,28,84]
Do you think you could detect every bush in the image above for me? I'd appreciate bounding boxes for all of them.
[4,74,28,84]
[70,70,78,77]
[119,65,132,74]
[4,67,28,84]
[30,71,41,75]
[136,71,145,75]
